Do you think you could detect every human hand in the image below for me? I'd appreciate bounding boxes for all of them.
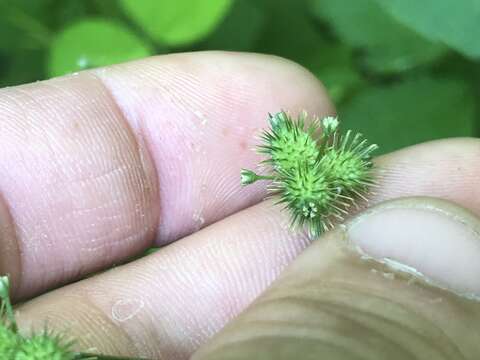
[1,52,479,359]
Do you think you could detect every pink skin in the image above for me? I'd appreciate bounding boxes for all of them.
[0,52,332,299]
[96,52,331,243]
[2,52,480,359]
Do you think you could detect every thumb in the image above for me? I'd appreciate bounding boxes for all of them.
[192,197,480,360]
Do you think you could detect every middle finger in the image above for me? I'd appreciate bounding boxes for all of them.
[15,137,480,359]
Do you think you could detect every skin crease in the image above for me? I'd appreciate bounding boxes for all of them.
[0,52,476,358]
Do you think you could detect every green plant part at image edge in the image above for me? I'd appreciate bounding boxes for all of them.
[0,276,145,360]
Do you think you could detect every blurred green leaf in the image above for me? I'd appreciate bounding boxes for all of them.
[203,0,265,51]
[48,19,152,77]
[319,66,363,104]
[0,48,45,87]
[50,0,89,28]
[255,0,364,105]
[309,0,447,74]
[256,0,363,104]
[254,0,327,66]
[0,20,21,50]
[306,45,364,104]
[120,0,233,46]
[340,77,476,154]
[376,0,480,59]
[0,0,52,50]
[91,0,127,19]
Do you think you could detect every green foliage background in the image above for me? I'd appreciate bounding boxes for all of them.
[1,0,479,152]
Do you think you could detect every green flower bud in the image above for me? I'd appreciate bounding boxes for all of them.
[240,169,260,185]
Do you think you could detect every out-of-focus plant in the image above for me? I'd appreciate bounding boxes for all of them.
[0,0,478,151]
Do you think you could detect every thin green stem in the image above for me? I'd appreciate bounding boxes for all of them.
[74,353,151,360]
[241,169,275,185]
[255,175,275,181]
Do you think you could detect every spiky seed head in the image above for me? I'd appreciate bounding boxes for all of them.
[273,164,339,236]
[322,149,370,188]
[0,275,102,360]
[241,111,378,237]
[276,165,331,216]
[15,331,75,360]
[0,325,19,358]
[260,111,319,171]
[321,130,378,195]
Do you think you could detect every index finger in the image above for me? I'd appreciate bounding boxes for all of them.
[0,51,334,299]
